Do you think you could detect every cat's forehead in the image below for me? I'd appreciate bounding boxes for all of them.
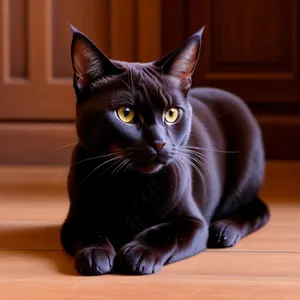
[93,63,183,109]
[126,64,160,85]
[109,65,164,106]
[114,83,169,110]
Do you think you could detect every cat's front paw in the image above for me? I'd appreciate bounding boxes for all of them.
[75,246,115,276]
[114,242,164,275]
[208,220,241,248]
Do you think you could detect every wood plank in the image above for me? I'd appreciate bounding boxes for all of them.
[0,166,68,188]
[1,249,300,278]
[163,251,300,277]
[0,277,299,300]
[0,251,300,300]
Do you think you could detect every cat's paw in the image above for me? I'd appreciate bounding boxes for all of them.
[208,220,241,248]
[114,242,163,275]
[75,246,115,276]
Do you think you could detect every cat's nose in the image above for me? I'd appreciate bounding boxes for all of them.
[152,141,166,153]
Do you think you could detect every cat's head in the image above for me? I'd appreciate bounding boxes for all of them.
[70,24,203,174]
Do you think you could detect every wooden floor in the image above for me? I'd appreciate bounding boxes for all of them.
[0,161,299,299]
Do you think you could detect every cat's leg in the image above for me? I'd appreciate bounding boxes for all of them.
[60,221,115,275]
[207,197,270,248]
[114,215,208,275]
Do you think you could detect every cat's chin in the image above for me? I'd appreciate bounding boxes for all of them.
[135,164,163,174]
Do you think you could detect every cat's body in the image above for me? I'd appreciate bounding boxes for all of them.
[61,26,270,275]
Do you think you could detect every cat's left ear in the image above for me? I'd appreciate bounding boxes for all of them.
[70,24,124,91]
[153,27,204,93]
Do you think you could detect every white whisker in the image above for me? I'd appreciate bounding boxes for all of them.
[59,142,78,149]
[177,148,216,182]
[180,145,238,154]
[103,157,125,180]
[73,155,123,195]
[170,162,178,193]
[109,158,130,179]
[179,152,207,197]
[53,150,123,182]
[124,160,135,173]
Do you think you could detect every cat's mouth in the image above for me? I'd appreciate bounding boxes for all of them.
[134,156,169,174]
[135,163,163,174]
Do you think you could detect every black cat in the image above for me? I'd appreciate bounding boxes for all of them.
[60,25,270,276]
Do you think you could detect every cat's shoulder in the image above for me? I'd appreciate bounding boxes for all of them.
[188,87,243,105]
[188,87,252,115]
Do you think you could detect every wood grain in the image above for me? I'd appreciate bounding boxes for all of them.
[0,275,299,300]
[0,162,299,299]
[109,0,137,61]
[136,0,161,62]
[0,123,76,165]
[51,0,110,78]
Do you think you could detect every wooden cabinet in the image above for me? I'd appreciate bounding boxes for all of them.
[0,0,299,164]
[162,0,300,160]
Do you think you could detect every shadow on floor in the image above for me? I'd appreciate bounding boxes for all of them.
[0,224,77,276]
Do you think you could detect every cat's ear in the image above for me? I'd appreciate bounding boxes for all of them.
[153,28,204,93]
[70,24,123,90]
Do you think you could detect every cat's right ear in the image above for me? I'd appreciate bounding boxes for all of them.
[70,24,123,90]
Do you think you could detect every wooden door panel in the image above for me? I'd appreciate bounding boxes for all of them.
[188,0,300,103]
[8,0,28,79]
[0,0,76,120]
[162,0,300,101]
[0,0,114,120]
[211,0,291,69]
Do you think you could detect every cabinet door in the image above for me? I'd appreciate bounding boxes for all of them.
[0,0,111,164]
[162,0,300,160]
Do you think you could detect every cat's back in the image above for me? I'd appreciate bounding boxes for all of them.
[187,87,265,221]
[188,87,262,146]
[189,87,254,121]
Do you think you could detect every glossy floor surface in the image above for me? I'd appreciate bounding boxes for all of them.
[0,161,299,299]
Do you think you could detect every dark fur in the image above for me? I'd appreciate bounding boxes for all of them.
[60,25,270,276]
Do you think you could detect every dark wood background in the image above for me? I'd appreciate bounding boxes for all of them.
[0,0,299,165]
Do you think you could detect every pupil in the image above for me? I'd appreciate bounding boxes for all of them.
[123,108,130,117]
[169,110,174,117]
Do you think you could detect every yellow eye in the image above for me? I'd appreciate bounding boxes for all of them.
[165,108,179,123]
[117,107,135,123]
